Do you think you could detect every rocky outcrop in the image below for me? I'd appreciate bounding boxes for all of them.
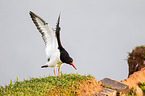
[97,68,145,96]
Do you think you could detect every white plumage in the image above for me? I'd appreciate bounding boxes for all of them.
[30,11,76,77]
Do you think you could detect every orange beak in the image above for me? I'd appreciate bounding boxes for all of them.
[71,62,77,70]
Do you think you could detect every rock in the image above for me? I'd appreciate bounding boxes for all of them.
[97,88,117,96]
[101,78,129,95]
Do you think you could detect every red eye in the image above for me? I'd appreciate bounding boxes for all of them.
[68,60,71,62]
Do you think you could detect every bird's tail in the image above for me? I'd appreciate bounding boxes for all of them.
[41,64,48,68]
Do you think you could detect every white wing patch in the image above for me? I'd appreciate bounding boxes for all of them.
[30,11,59,59]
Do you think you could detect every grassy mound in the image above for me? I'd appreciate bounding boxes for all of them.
[0,73,102,96]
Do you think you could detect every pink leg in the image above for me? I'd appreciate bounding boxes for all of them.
[54,69,56,76]
[58,67,61,77]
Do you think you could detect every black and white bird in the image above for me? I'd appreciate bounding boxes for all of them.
[29,11,77,77]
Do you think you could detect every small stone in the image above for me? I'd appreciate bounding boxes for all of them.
[101,78,129,94]
[97,88,117,96]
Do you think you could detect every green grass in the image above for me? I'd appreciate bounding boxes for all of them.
[126,87,137,96]
[138,82,145,92]
[0,73,98,96]
[135,45,144,50]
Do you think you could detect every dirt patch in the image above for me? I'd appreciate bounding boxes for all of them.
[78,79,103,95]
[122,67,145,96]
[48,78,103,96]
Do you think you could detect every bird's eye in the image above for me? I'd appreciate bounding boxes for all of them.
[68,60,71,62]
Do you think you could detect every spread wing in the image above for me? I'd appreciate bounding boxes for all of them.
[55,14,64,50]
[29,11,58,59]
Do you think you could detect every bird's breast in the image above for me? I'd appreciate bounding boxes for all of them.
[47,50,62,67]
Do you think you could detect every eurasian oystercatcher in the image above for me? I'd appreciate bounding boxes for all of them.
[29,11,77,77]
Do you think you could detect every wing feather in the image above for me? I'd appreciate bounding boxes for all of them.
[29,11,58,59]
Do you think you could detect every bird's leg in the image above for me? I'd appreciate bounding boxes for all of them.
[53,65,57,77]
[58,67,61,77]
[58,64,63,77]
[54,69,56,77]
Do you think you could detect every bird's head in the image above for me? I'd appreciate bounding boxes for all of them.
[67,57,77,70]
[60,50,77,70]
